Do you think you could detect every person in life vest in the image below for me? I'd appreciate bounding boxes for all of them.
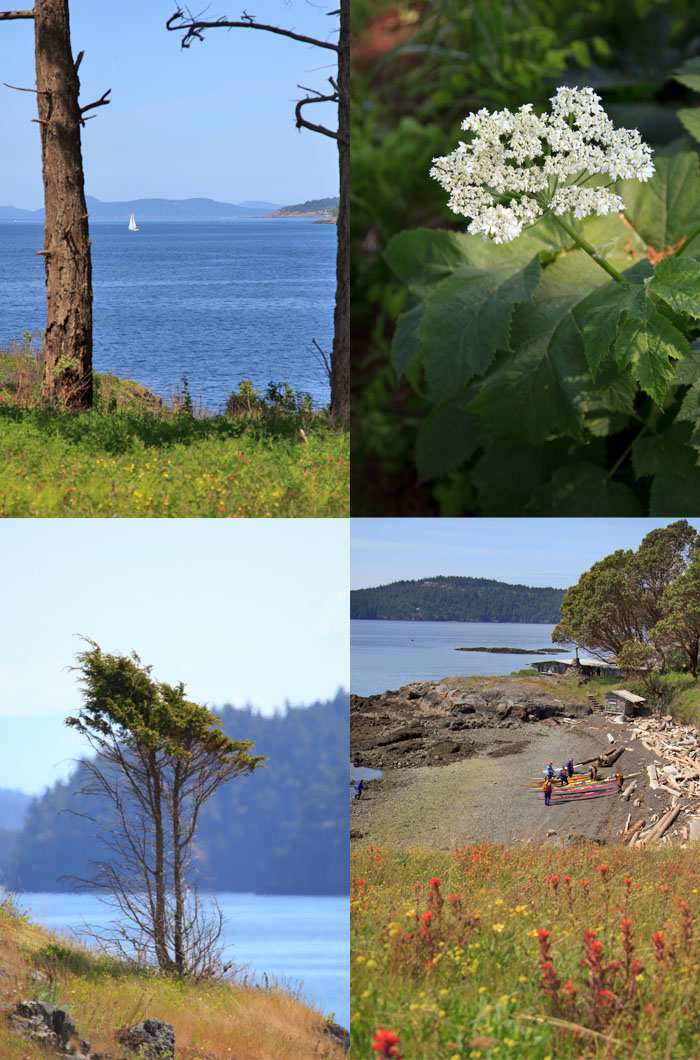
[566,759,574,777]
[545,762,555,780]
[542,778,553,806]
[558,766,569,786]
[615,772,624,793]
[589,764,598,781]
[354,779,364,800]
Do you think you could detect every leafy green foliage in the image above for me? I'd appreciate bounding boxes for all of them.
[554,520,700,675]
[378,142,700,512]
[618,143,700,252]
[352,0,700,513]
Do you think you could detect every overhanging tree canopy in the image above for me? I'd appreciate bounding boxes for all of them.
[553,520,700,673]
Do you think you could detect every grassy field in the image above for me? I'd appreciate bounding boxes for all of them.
[0,894,345,1060]
[0,341,348,517]
[352,676,700,1059]
[352,842,700,1060]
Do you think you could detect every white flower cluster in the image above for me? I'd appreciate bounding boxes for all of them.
[430,86,654,243]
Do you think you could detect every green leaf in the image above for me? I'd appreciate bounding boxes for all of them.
[650,257,700,318]
[579,282,639,378]
[469,252,607,444]
[677,379,700,441]
[383,224,565,293]
[384,229,472,289]
[529,463,642,515]
[672,57,700,94]
[632,424,700,515]
[614,289,689,405]
[678,110,700,146]
[415,400,481,483]
[576,355,638,417]
[471,439,588,515]
[391,301,425,377]
[417,256,541,400]
[617,143,700,254]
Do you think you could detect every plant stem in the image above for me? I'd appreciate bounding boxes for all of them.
[674,226,700,258]
[548,212,625,283]
[607,405,660,480]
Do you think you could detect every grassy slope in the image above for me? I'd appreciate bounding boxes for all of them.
[351,674,700,1059]
[0,352,348,517]
[0,896,345,1060]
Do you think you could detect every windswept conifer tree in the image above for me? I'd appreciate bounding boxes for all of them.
[66,639,266,978]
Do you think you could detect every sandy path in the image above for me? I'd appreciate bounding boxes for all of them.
[351,716,654,850]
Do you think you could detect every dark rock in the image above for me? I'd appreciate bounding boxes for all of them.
[8,1000,90,1054]
[321,1021,350,1052]
[118,1017,175,1058]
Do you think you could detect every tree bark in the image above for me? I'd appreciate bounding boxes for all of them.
[171,761,186,977]
[147,749,172,972]
[34,0,93,410]
[330,0,349,425]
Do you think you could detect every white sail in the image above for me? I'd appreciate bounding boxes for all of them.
[128,213,139,231]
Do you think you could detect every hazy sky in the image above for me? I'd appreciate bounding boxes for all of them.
[1,519,349,793]
[0,0,338,209]
[351,518,700,590]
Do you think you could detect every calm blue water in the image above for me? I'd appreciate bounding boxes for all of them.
[0,219,335,411]
[351,619,564,695]
[17,891,348,1027]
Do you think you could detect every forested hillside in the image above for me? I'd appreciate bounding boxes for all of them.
[351,576,564,623]
[0,691,348,896]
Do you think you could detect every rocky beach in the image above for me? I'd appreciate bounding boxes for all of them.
[351,675,700,851]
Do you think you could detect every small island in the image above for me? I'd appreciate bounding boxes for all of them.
[455,646,570,654]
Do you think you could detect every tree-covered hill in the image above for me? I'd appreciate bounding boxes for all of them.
[351,576,565,623]
[0,691,348,896]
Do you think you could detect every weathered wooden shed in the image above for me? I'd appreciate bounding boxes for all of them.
[605,689,646,716]
[531,659,622,678]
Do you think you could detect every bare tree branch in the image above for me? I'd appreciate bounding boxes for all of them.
[295,77,338,138]
[310,338,332,384]
[166,6,338,51]
[79,86,110,125]
[3,81,43,92]
[0,10,34,18]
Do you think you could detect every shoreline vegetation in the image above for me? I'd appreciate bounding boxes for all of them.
[0,335,348,517]
[351,669,700,1058]
[0,893,348,1060]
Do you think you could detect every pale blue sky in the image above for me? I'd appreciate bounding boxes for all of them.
[351,518,700,590]
[0,0,338,209]
[1,519,349,792]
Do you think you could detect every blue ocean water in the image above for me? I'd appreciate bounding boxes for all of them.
[0,218,335,411]
[16,890,348,1027]
[351,619,563,695]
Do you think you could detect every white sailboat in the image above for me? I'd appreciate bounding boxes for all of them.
[128,213,139,231]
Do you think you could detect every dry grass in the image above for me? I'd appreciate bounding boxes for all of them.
[0,896,345,1060]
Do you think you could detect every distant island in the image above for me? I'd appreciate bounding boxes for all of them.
[455,646,570,654]
[0,194,339,221]
[350,575,565,624]
[266,197,339,219]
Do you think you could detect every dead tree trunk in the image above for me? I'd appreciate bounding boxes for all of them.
[330,0,349,424]
[166,4,349,425]
[34,0,93,410]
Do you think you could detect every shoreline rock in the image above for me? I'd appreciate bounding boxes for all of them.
[351,678,593,770]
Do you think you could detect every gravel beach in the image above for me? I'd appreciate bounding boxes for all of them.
[351,714,665,850]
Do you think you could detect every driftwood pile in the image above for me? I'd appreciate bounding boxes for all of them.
[623,716,700,847]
